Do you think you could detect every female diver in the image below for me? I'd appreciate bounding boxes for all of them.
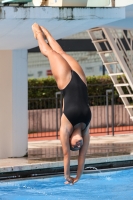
[32,23,91,185]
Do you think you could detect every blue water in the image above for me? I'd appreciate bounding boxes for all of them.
[0,168,133,200]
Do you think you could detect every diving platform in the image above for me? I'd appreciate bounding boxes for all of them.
[0,6,132,50]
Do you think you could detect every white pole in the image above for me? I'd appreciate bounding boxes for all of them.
[0,50,28,159]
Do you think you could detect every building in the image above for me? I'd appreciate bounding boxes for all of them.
[28,31,107,78]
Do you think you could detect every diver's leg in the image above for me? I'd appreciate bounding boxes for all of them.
[32,23,72,89]
[40,26,86,83]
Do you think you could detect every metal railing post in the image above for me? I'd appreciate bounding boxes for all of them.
[55,92,61,139]
[111,86,115,136]
[106,89,113,135]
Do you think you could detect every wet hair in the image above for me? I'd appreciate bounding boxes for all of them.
[70,145,81,151]
[70,139,83,151]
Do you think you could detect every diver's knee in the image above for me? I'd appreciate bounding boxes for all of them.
[40,48,54,57]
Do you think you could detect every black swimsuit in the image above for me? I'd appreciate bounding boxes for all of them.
[61,70,91,129]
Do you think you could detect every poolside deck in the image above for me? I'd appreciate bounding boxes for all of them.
[0,133,133,179]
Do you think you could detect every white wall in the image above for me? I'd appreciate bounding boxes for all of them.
[87,0,112,7]
[115,0,133,6]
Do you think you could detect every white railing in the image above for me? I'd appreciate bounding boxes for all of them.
[88,27,133,120]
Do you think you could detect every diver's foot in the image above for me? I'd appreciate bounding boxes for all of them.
[32,23,43,40]
[40,26,50,38]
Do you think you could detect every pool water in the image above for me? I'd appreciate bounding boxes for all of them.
[0,168,133,200]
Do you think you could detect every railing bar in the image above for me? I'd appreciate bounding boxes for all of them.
[129,30,133,74]
[40,99,42,135]
[122,31,132,51]
[114,37,130,67]
[33,101,35,138]
[113,30,131,71]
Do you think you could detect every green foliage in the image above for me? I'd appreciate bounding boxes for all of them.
[28,77,58,99]
[28,75,117,99]
[28,75,128,109]
[86,75,115,96]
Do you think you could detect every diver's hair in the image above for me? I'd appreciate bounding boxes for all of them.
[70,145,80,151]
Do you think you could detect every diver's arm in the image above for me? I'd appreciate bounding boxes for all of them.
[76,132,90,181]
[60,130,71,180]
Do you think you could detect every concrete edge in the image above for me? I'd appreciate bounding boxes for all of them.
[1,155,133,173]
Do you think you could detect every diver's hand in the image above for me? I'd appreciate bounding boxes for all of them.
[73,177,79,184]
[64,177,79,185]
